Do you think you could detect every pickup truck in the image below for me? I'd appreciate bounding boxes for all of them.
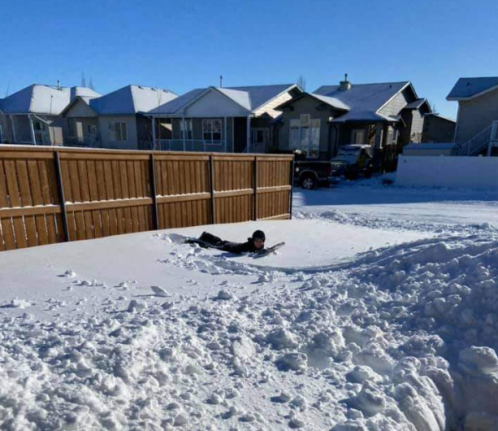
[294,159,333,189]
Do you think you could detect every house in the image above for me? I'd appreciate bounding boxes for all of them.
[447,77,498,155]
[275,76,431,168]
[421,113,456,143]
[148,84,302,153]
[61,85,177,150]
[0,84,100,145]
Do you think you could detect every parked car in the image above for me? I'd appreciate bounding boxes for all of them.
[330,144,374,179]
[294,159,333,189]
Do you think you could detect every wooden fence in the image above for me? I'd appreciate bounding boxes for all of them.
[0,147,294,251]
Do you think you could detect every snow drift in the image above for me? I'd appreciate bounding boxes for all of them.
[1,217,498,429]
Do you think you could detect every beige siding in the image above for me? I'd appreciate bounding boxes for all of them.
[378,89,410,117]
[65,100,97,118]
[98,116,138,149]
[254,91,293,118]
[185,91,249,117]
[46,116,65,145]
[410,110,424,142]
[454,87,498,144]
[278,96,335,157]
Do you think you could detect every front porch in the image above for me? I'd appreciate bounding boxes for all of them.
[65,117,101,148]
[5,114,64,146]
[151,116,273,153]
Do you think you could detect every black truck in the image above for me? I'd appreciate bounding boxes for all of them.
[294,159,333,189]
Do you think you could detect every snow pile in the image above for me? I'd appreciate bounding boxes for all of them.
[1,231,498,430]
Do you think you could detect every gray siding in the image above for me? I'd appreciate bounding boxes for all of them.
[98,116,139,150]
[422,116,455,143]
[378,89,410,117]
[455,86,498,144]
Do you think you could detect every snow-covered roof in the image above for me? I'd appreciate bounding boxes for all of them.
[149,84,297,115]
[447,77,498,100]
[90,85,177,115]
[0,84,101,115]
[315,82,409,110]
[310,94,350,111]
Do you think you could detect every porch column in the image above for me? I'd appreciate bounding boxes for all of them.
[231,118,235,153]
[151,116,157,150]
[182,116,186,151]
[224,117,227,153]
[246,115,251,153]
[28,115,36,145]
[10,116,17,143]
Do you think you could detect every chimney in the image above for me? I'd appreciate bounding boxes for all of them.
[339,73,351,91]
[220,75,223,88]
[56,80,61,90]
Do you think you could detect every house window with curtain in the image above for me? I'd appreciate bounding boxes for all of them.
[109,122,127,141]
[288,115,321,158]
[289,119,300,149]
[202,119,222,142]
[181,119,193,139]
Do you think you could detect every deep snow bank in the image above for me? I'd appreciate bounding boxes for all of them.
[1,231,498,430]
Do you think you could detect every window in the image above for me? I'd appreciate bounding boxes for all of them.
[309,119,320,158]
[109,122,127,141]
[289,119,300,149]
[251,128,269,145]
[352,129,366,145]
[288,116,321,158]
[202,119,222,142]
[33,121,46,131]
[181,119,193,140]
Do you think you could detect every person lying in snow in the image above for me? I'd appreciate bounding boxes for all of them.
[188,230,266,254]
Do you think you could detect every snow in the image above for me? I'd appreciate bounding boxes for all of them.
[1,180,498,430]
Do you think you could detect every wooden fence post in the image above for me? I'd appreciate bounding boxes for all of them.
[209,155,215,224]
[149,153,159,230]
[253,156,258,221]
[289,158,295,219]
[53,151,70,242]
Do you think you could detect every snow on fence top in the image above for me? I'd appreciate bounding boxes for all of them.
[0,147,293,251]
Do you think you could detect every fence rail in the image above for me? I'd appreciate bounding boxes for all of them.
[0,146,293,251]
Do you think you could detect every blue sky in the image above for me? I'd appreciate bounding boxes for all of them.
[1,0,497,119]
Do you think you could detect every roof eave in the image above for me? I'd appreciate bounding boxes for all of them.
[446,83,498,101]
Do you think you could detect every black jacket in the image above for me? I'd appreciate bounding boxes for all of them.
[199,232,262,254]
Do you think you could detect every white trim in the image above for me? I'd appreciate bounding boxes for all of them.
[224,117,227,152]
[453,104,461,143]
[246,115,251,152]
[375,82,412,114]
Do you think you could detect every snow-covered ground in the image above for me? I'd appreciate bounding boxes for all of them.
[1,181,498,430]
